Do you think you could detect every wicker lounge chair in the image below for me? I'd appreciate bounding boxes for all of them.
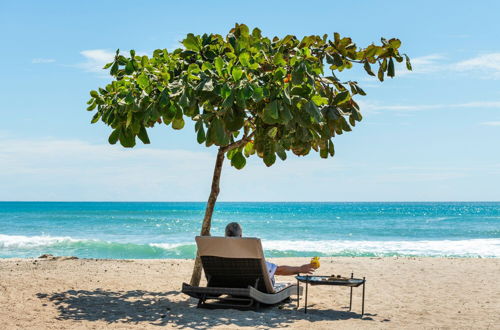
[182,236,301,310]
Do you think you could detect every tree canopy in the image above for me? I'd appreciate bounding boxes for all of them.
[87,23,410,168]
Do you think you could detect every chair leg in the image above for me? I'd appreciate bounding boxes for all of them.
[197,294,206,308]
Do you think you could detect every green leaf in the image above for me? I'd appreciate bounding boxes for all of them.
[125,61,134,74]
[179,89,190,109]
[263,152,276,167]
[108,129,120,144]
[90,112,101,123]
[137,126,150,144]
[273,53,287,66]
[212,118,226,145]
[405,54,412,71]
[304,101,322,122]
[126,111,133,128]
[182,33,201,52]
[320,147,328,159]
[119,129,136,148]
[291,65,304,85]
[221,92,234,110]
[311,95,328,106]
[224,109,245,131]
[267,127,278,139]
[387,58,395,78]
[172,117,185,130]
[251,86,264,102]
[214,57,224,76]
[264,100,279,121]
[279,103,293,123]
[239,52,250,67]
[333,91,350,105]
[86,102,97,111]
[202,62,214,71]
[276,147,287,161]
[188,63,200,74]
[355,85,366,96]
[377,65,384,82]
[388,38,401,49]
[349,115,356,127]
[137,73,149,89]
[244,141,254,157]
[90,90,99,98]
[198,78,214,92]
[110,62,119,75]
[232,66,243,81]
[231,151,246,170]
[363,61,375,76]
[328,140,335,156]
[197,126,206,144]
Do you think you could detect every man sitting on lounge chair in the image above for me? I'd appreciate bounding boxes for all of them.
[225,222,315,285]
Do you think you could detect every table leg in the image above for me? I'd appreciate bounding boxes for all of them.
[349,272,353,311]
[349,287,353,311]
[296,276,300,309]
[361,277,366,317]
[305,276,309,314]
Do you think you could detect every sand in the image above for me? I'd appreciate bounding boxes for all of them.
[0,257,499,329]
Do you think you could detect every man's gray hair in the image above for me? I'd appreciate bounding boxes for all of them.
[225,222,242,237]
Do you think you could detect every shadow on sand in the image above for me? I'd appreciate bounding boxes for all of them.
[37,289,379,328]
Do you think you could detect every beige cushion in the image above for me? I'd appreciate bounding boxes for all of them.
[195,236,275,293]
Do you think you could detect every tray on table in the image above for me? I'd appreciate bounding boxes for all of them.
[296,275,365,287]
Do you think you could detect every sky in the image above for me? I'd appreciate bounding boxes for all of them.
[0,0,499,201]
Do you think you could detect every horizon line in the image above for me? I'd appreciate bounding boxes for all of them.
[1,201,499,203]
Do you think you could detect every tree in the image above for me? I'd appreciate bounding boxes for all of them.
[86,23,411,286]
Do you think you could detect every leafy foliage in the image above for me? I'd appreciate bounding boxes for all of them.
[87,23,410,168]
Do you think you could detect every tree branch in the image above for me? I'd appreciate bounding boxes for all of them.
[221,131,255,153]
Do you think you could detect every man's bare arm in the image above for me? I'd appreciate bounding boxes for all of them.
[275,263,315,276]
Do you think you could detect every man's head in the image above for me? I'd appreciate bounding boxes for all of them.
[225,222,242,237]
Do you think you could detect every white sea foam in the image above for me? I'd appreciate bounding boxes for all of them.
[149,242,192,249]
[262,239,500,257]
[1,234,499,257]
[0,234,82,249]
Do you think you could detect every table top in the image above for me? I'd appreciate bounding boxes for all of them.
[296,275,365,287]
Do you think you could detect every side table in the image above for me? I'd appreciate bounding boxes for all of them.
[295,273,366,315]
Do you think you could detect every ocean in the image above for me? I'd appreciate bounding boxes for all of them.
[0,202,499,259]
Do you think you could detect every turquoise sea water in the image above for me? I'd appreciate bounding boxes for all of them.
[0,202,499,259]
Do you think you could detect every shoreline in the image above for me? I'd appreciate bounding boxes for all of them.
[1,257,499,329]
[1,255,499,260]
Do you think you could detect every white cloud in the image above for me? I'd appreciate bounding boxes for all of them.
[77,49,154,74]
[77,49,115,73]
[480,121,500,126]
[396,54,445,76]
[393,52,500,79]
[1,136,498,202]
[453,53,500,79]
[0,137,215,201]
[32,58,55,64]
[0,136,349,201]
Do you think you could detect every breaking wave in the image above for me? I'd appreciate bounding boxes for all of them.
[1,234,499,258]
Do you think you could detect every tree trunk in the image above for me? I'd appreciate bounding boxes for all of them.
[189,147,226,286]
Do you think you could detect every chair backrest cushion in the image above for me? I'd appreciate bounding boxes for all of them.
[195,236,275,293]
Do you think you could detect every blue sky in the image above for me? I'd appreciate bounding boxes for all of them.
[0,0,499,201]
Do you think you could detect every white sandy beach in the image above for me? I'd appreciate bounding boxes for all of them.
[0,257,499,329]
